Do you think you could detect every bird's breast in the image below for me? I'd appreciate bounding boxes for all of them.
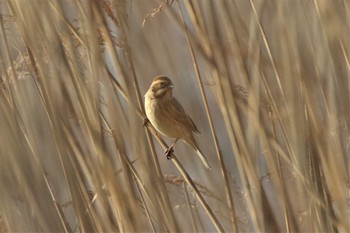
[145,98,182,138]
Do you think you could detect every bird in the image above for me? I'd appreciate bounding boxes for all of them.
[144,75,211,169]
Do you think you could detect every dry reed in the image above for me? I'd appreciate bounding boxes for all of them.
[0,0,349,232]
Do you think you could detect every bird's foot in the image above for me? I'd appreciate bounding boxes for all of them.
[165,145,174,160]
[143,117,150,127]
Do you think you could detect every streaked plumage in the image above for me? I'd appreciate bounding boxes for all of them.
[144,75,211,169]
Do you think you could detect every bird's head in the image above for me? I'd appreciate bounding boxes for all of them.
[146,75,174,99]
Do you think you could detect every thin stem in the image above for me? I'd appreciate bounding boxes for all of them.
[178,1,237,232]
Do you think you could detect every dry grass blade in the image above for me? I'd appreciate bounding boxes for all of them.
[177,1,237,232]
[142,0,174,28]
[0,0,349,232]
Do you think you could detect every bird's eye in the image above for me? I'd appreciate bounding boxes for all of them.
[160,82,166,87]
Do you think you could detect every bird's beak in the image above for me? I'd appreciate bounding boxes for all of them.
[169,84,175,89]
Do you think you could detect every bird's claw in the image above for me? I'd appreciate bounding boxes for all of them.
[165,146,174,160]
[143,117,150,127]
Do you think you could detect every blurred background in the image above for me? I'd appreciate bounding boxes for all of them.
[0,0,349,232]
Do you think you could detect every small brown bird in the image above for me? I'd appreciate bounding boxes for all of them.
[144,75,211,169]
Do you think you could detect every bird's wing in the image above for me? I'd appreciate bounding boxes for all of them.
[171,98,201,135]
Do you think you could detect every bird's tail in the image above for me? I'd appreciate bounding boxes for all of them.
[185,136,212,169]
[196,149,212,169]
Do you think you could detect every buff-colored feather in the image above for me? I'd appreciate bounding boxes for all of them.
[145,76,211,169]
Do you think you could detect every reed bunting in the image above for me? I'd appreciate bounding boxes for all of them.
[144,75,211,169]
